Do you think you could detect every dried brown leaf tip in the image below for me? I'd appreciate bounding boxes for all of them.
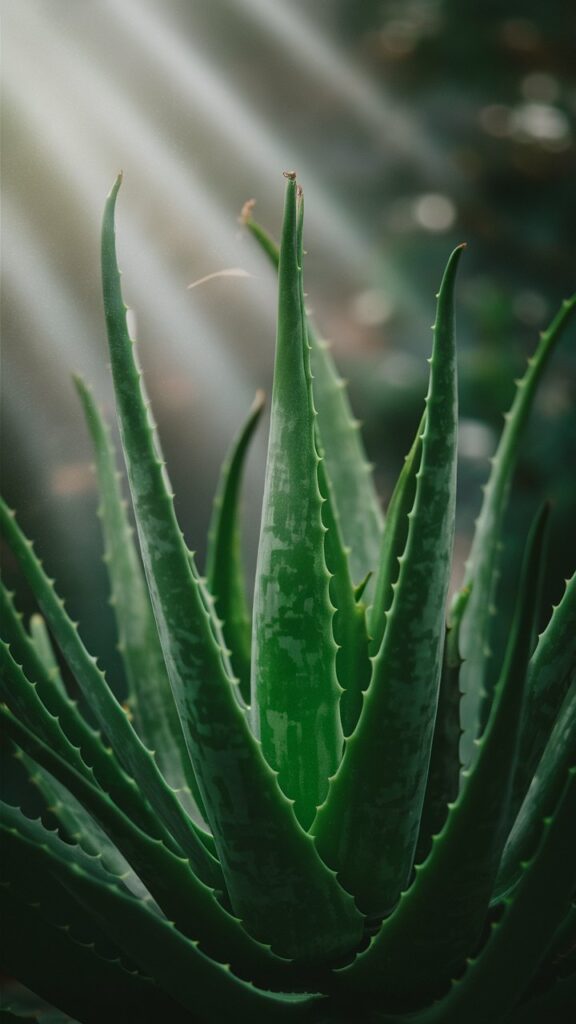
[282,170,297,180]
[239,198,256,225]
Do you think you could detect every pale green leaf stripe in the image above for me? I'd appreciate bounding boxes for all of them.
[337,504,547,1000]
[3,819,323,1024]
[206,390,265,706]
[73,374,206,822]
[312,245,464,917]
[102,173,363,962]
[29,613,65,693]
[243,208,384,590]
[458,294,576,766]
[0,503,222,889]
[252,178,343,830]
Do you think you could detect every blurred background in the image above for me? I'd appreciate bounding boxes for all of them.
[2,0,575,690]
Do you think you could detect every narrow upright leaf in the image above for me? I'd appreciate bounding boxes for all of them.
[318,458,371,738]
[100,173,363,962]
[337,505,549,1002]
[512,572,576,813]
[28,614,64,692]
[368,410,424,655]
[0,506,223,887]
[458,295,576,766]
[74,375,203,817]
[495,674,576,900]
[205,390,265,705]
[252,177,342,829]
[414,583,470,863]
[242,204,384,589]
[312,245,464,916]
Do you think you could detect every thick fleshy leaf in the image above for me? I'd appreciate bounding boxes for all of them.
[512,572,576,814]
[336,504,548,1002]
[0,582,196,857]
[458,294,576,766]
[0,706,302,991]
[205,390,265,705]
[495,675,576,901]
[242,204,384,590]
[3,819,323,1023]
[100,173,363,962]
[28,613,65,692]
[74,375,203,818]
[399,767,576,1024]
[16,752,152,902]
[317,458,371,738]
[312,245,464,916]
[0,552,220,886]
[1,886,172,1024]
[414,583,470,863]
[368,411,424,655]
[252,178,342,828]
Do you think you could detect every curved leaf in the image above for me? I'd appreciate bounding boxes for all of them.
[458,294,576,766]
[312,245,464,917]
[336,504,548,1001]
[252,178,342,828]
[74,375,204,819]
[0,530,220,887]
[206,390,265,705]
[101,173,363,962]
[243,205,384,590]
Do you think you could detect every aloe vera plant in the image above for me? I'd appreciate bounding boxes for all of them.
[1,173,575,1024]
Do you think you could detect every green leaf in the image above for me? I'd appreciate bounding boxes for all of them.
[414,583,470,863]
[252,177,342,829]
[242,203,384,590]
[410,767,576,1024]
[336,504,549,1002]
[495,675,576,901]
[28,614,64,693]
[4,819,324,1023]
[205,390,265,705]
[16,752,152,902]
[458,294,576,766]
[512,572,576,815]
[0,706,301,991]
[507,973,576,1024]
[317,458,371,738]
[74,375,204,820]
[368,410,424,656]
[0,583,202,871]
[312,244,464,917]
[0,503,222,889]
[1,862,168,1024]
[100,173,363,962]
[1,983,81,1024]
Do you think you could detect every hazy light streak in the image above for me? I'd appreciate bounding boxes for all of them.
[108,0,397,286]
[232,0,450,177]
[2,195,104,388]
[1,65,252,443]
[9,0,245,262]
